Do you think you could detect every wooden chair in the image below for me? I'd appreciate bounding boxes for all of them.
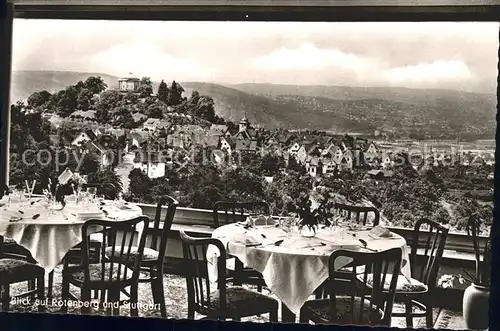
[61,216,149,316]
[466,216,491,285]
[334,203,380,227]
[0,236,45,312]
[361,218,448,328]
[179,230,278,321]
[212,201,271,228]
[300,248,402,326]
[105,195,178,318]
[314,203,381,299]
[47,182,118,298]
[212,201,270,292]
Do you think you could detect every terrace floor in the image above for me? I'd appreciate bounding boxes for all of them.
[7,266,466,329]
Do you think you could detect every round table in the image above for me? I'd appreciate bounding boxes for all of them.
[208,222,411,315]
[0,199,143,272]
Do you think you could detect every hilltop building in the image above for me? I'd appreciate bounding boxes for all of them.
[118,73,140,93]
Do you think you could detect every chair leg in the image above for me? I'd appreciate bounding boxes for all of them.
[28,279,36,292]
[1,283,10,311]
[154,271,167,318]
[61,274,70,314]
[105,289,113,315]
[233,259,243,287]
[80,288,92,315]
[269,306,278,322]
[47,271,54,300]
[187,303,195,319]
[37,274,46,313]
[111,288,120,317]
[425,302,434,328]
[405,300,413,328]
[299,307,309,324]
[130,284,139,317]
[314,286,323,299]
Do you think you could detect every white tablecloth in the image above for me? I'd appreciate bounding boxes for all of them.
[0,200,143,272]
[208,223,411,315]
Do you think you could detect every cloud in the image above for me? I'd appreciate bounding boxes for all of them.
[11,20,498,92]
[88,41,216,81]
[385,61,475,86]
[248,43,374,72]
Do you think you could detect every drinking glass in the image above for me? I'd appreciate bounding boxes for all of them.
[280,215,296,238]
[14,189,25,207]
[247,213,257,227]
[88,187,97,203]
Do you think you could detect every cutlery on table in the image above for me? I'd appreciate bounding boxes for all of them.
[358,239,378,252]
[255,239,284,248]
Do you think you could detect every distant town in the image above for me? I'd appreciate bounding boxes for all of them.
[10,73,494,234]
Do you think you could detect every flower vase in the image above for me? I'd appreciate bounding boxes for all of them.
[463,283,490,330]
[299,224,317,238]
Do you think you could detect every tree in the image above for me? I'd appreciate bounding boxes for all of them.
[128,168,152,200]
[77,88,94,111]
[220,167,265,201]
[79,151,101,174]
[138,77,153,98]
[27,90,52,109]
[88,169,123,199]
[157,80,169,103]
[113,106,136,129]
[145,103,165,119]
[287,156,306,175]
[168,80,184,106]
[95,108,111,124]
[260,154,285,177]
[117,134,128,150]
[83,76,107,95]
[188,94,217,122]
[55,86,79,117]
[96,90,123,111]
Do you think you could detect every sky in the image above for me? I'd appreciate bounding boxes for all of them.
[12,20,499,93]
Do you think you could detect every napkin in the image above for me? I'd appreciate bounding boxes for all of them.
[369,225,393,238]
[119,204,133,210]
[227,233,261,247]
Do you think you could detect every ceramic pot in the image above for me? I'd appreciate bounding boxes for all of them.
[299,224,317,238]
[463,283,490,330]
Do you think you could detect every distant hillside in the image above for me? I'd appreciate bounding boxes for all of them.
[230,83,496,132]
[11,70,120,102]
[10,71,496,138]
[184,82,496,137]
[230,83,496,109]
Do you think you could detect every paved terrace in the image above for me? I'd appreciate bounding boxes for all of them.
[9,266,466,329]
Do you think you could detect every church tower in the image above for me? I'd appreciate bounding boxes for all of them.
[239,113,250,132]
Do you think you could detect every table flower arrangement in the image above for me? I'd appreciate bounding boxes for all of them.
[43,168,76,209]
[292,192,335,237]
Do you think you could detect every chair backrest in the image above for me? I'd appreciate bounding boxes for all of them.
[409,218,448,288]
[83,183,117,200]
[334,203,380,227]
[81,216,149,286]
[212,201,271,228]
[466,217,491,285]
[179,230,227,317]
[326,248,402,326]
[149,195,178,262]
